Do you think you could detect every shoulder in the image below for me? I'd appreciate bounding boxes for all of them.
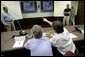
[41,36,50,40]
[51,34,60,40]
[64,27,69,32]
[69,8,71,11]
[64,8,67,11]
[26,38,34,44]
[1,10,5,15]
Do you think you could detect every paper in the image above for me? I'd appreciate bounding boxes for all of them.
[79,28,84,33]
[69,33,78,38]
[15,36,26,41]
[13,41,24,48]
[81,30,84,33]
[13,36,26,48]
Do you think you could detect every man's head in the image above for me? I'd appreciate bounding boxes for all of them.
[31,25,43,39]
[66,4,70,8]
[3,6,8,13]
[52,21,64,34]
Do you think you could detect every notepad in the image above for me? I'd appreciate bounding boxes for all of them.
[81,30,84,34]
[69,33,78,38]
[13,41,25,48]
[13,36,26,48]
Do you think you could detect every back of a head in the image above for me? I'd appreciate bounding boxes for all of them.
[31,25,43,39]
[52,21,64,34]
[3,6,8,13]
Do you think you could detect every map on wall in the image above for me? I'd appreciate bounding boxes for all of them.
[41,1,54,12]
[21,1,37,13]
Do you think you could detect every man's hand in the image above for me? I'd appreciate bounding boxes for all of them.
[42,17,52,26]
[42,17,48,22]
[64,12,71,14]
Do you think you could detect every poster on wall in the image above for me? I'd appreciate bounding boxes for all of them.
[41,1,54,12]
[21,1,37,13]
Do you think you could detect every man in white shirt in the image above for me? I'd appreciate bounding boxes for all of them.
[43,18,76,56]
[1,6,16,31]
[24,25,53,56]
[70,6,75,26]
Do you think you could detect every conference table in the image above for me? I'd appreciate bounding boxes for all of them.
[1,25,84,53]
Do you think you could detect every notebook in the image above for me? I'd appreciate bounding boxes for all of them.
[69,33,78,38]
[13,36,26,48]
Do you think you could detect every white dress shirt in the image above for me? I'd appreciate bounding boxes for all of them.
[1,10,14,25]
[24,36,53,56]
[50,28,76,55]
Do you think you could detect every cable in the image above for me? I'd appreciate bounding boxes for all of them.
[16,20,22,30]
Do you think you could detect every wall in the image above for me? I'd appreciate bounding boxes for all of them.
[54,1,71,17]
[22,1,78,18]
[1,1,78,19]
[54,1,78,17]
[22,1,54,18]
[76,1,84,25]
[71,1,78,15]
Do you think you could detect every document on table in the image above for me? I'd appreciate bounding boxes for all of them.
[79,28,84,33]
[13,36,26,48]
[81,29,84,34]
[69,33,78,38]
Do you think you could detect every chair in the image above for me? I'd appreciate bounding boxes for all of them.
[64,51,79,56]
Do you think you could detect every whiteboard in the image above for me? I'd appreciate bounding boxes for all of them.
[54,1,71,16]
[1,1,23,20]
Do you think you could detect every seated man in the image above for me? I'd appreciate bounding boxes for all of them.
[24,25,53,56]
[1,6,16,31]
[43,18,77,56]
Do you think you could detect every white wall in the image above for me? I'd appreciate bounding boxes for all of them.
[22,1,54,18]
[1,1,23,20]
[54,1,71,17]
[54,1,78,17]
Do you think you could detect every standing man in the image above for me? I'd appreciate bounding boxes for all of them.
[70,6,75,26]
[63,4,71,26]
[1,6,16,31]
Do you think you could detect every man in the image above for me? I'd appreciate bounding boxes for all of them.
[24,25,53,56]
[63,4,71,26]
[43,18,77,56]
[70,6,75,26]
[1,6,16,31]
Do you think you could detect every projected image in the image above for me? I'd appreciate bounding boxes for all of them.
[41,1,54,12]
[21,1,37,13]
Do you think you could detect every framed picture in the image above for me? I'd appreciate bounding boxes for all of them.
[20,1,37,13]
[41,1,54,12]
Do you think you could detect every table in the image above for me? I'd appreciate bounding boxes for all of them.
[1,25,84,52]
